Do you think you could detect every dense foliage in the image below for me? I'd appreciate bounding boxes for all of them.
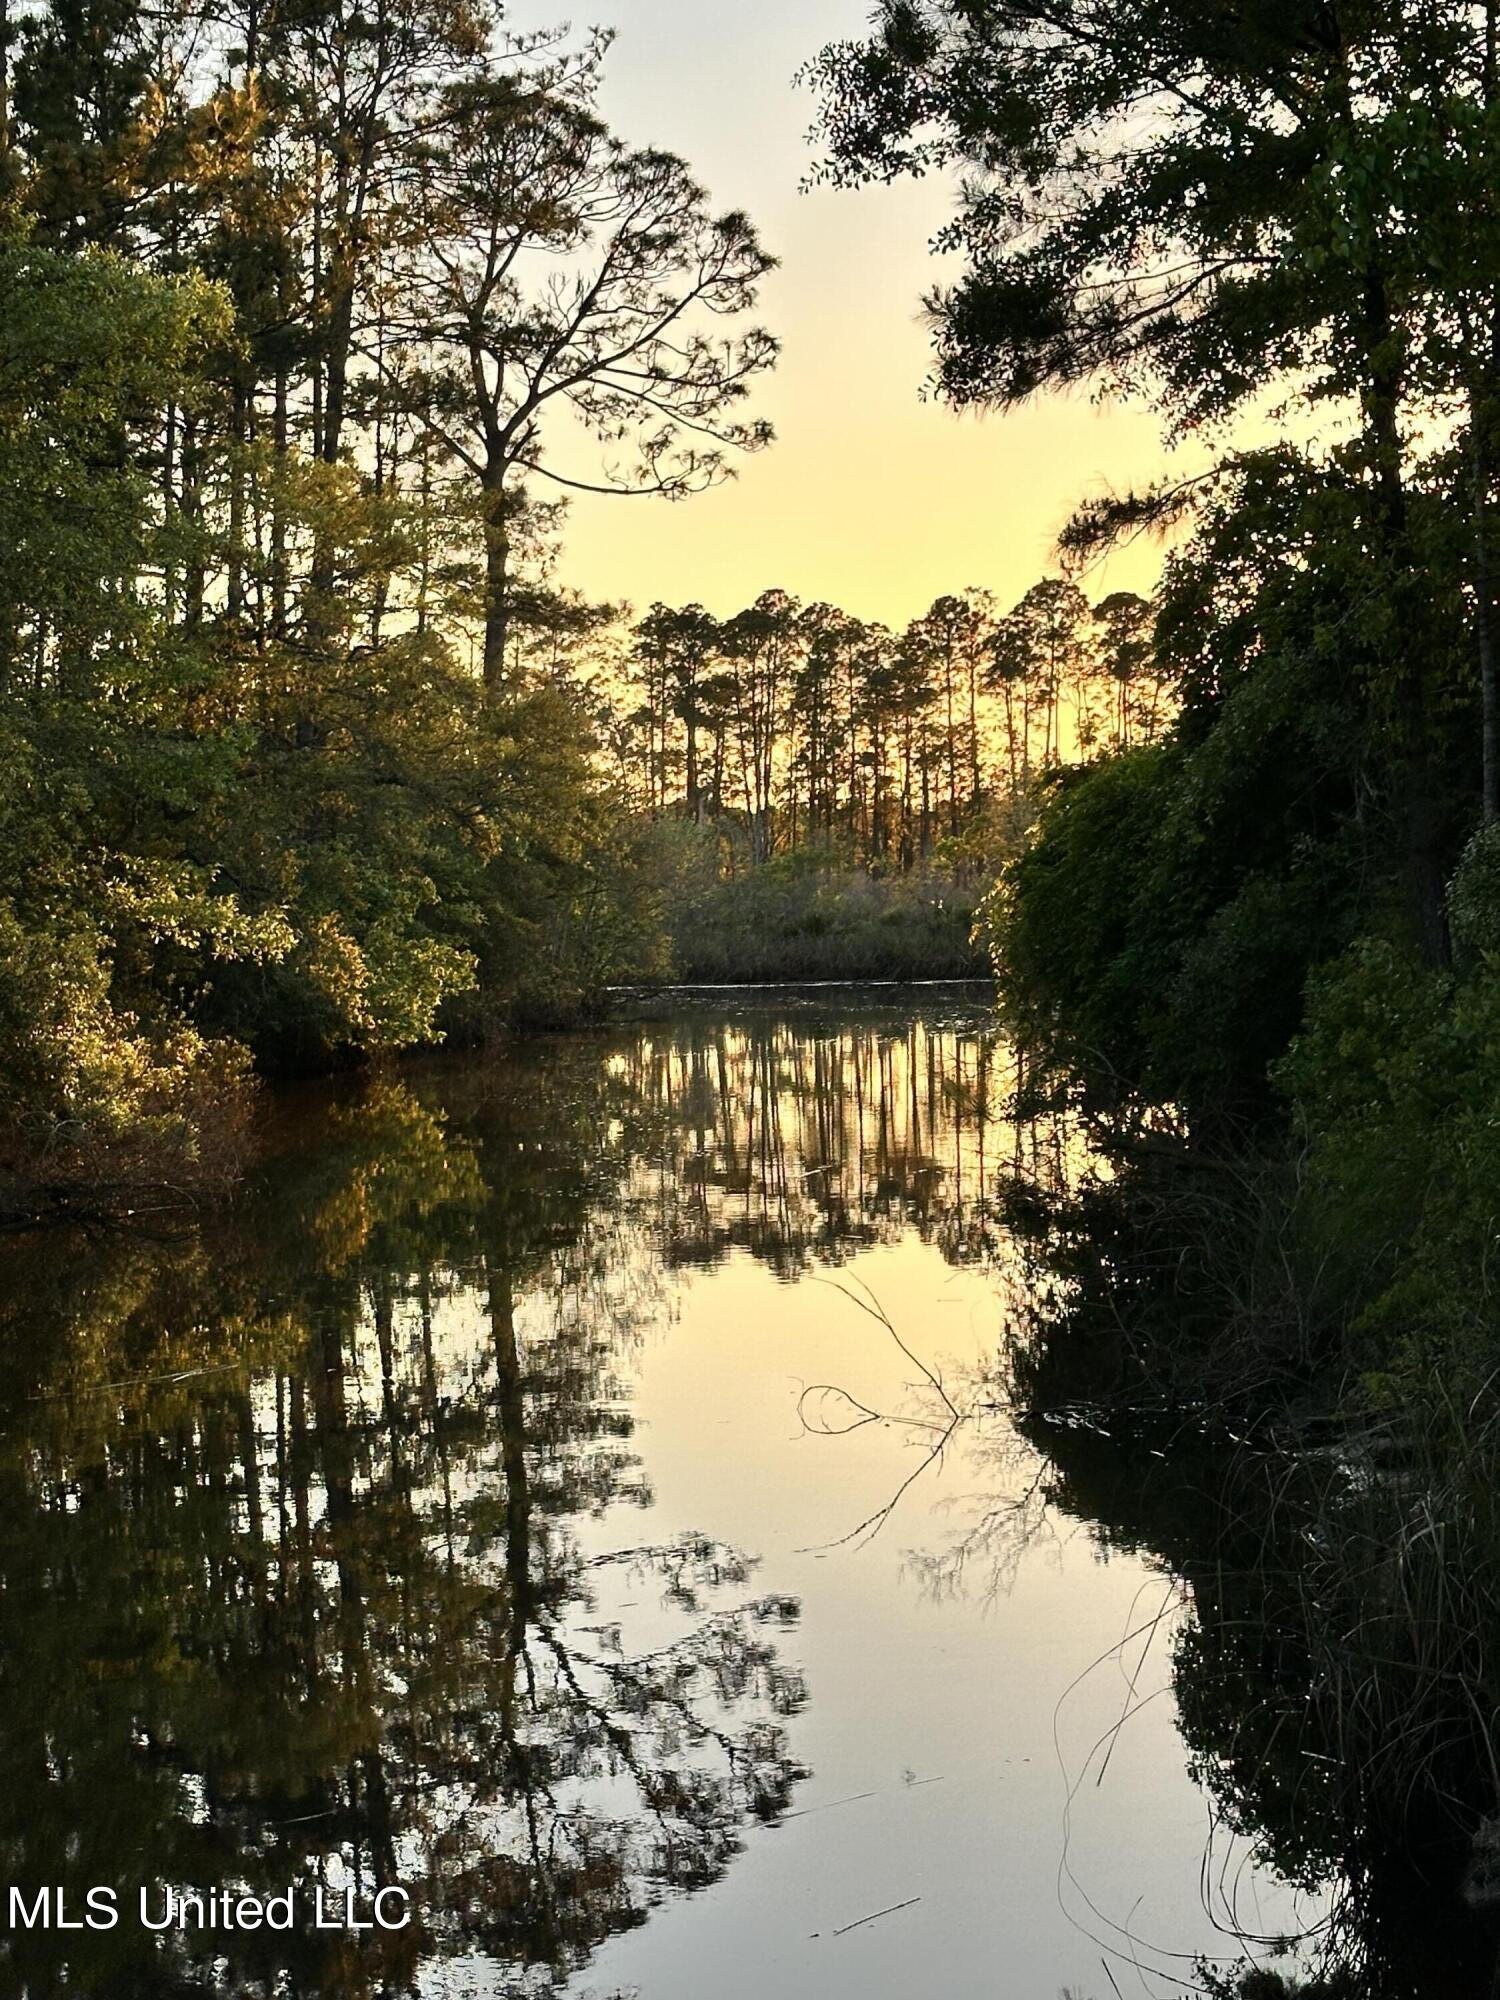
[0,5,775,1212]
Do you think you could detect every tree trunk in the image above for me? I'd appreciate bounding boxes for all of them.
[271,368,288,640]
[944,645,958,833]
[182,414,204,631]
[0,0,11,165]
[685,686,700,819]
[1473,388,1499,825]
[967,656,981,810]
[482,476,510,698]
[228,379,248,624]
[1363,267,1448,964]
[900,710,914,870]
[1330,34,1450,964]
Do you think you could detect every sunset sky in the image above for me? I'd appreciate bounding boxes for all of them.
[506,0,1182,630]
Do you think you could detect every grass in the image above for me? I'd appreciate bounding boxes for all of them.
[666,858,991,984]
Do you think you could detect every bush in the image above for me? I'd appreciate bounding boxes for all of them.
[1276,936,1500,1401]
[1448,820,1500,969]
[984,745,1183,1093]
[0,903,255,1217]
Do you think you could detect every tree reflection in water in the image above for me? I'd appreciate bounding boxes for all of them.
[0,999,1010,1999]
[1012,1421,1500,2000]
[818,1105,1500,2000]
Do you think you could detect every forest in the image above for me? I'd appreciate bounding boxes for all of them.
[603,574,1168,980]
[8,0,1500,1403]
[3,6,711,1209]
[5,0,1500,1485]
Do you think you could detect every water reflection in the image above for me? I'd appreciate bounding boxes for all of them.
[609,1002,1010,1275]
[5,999,1451,1999]
[0,1001,1011,1999]
[991,1143,1500,2000]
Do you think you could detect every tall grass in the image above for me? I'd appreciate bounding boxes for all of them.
[666,857,990,984]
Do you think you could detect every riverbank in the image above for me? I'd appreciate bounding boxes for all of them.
[991,935,1500,1997]
[0,969,999,1228]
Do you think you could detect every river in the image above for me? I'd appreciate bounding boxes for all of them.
[0,995,1326,1999]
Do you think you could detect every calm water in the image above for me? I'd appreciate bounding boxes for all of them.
[0,998,1317,1999]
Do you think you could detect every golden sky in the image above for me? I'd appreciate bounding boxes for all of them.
[508,0,1181,629]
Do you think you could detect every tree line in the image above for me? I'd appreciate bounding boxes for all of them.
[0,0,776,1205]
[609,578,1172,868]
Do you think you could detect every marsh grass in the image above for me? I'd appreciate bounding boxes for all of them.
[667,856,990,984]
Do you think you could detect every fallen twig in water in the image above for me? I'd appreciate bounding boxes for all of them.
[829,1896,921,1937]
[783,1775,944,1820]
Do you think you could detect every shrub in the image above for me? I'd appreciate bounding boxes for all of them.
[0,903,255,1216]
